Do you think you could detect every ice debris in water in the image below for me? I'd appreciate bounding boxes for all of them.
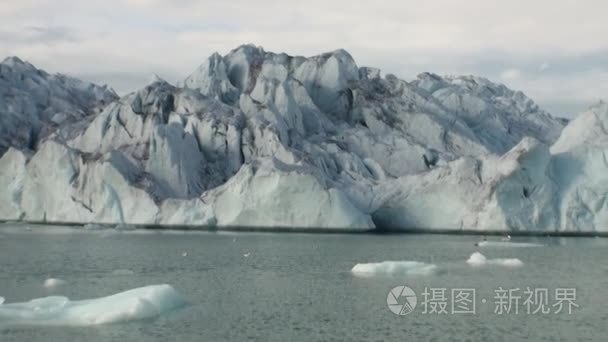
[0,284,185,327]
[477,241,544,248]
[466,252,523,267]
[351,261,438,277]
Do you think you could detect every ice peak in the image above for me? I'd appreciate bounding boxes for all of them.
[208,52,223,61]
[1,56,36,71]
[588,99,608,113]
[587,100,608,125]
[2,56,26,65]
[327,48,354,60]
[228,44,266,57]
[417,72,443,81]
[149,73,168,84]
[551,99,608,154]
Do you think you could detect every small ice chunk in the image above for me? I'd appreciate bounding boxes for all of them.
[351,261,438,277]
[243,252,250,258]
[0,284,185,327]
[497,258,524,267]
[0,296,4,305]
[44,278,67,288]
[182,251,188,257]
[467,252,523,267]
[466,252,488,266]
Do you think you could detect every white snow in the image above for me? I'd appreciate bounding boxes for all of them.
[466,252,523,267]
[351,261,438,277]
[0,284,185,327]
[43,278,67,288]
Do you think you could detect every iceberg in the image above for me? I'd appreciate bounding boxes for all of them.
[466,252,523,267]
[0,284,185,327]
[1,44,606,232]
[351,261,438,277]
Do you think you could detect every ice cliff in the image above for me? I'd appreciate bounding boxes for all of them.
[0,45,605,232]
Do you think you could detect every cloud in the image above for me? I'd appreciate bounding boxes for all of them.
[0,0,606,117]
[0,26,79,45]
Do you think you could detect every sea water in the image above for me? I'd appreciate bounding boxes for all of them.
[0,225,607,341]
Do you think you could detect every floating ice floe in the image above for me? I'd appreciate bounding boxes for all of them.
[466,252,523,267]
[477,241,544,248]
[0,284,185,327]
[0,297,4,305]
[43,278,67,289]
[351,261,438,277]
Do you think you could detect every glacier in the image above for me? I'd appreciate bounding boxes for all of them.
[0,56,116,156]
[0,44,606,232]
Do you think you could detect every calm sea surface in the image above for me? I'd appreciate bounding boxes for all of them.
[0,225,607,341]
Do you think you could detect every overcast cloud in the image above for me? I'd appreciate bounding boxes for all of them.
[1,0,606,117]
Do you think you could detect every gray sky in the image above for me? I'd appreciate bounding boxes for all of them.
[1,0,607,118]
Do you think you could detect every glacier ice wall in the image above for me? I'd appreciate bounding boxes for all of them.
[2,45,605,231]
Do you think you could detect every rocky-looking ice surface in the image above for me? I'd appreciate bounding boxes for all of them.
[0,44,606,232]
[0,57,117,156]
